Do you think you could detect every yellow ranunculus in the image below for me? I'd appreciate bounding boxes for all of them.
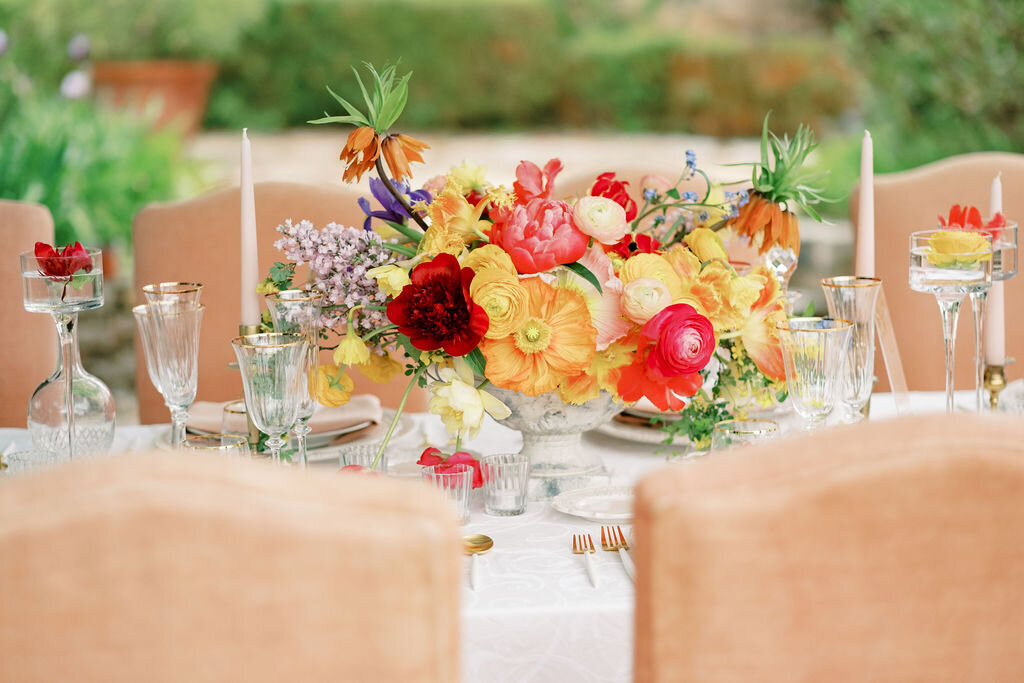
[927,230,993,267]
[470,268,529,339]
[333,328,371,366]
[366,264,411,297]
[618,252,684,300]
[355,350,403,384]
[313,363,354,408]
[685,227,729,263]
[428,357,511,439]
[461,243,518,276]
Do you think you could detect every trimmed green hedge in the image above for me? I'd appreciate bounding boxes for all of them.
[205,0,853,136]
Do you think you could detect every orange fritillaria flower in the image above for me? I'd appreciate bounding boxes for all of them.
[339,126,381,183]
[382,133,429,182]
[727,191,800,257]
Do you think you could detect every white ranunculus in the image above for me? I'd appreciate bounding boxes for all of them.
[572,196,629,245]
[621,277,672,325]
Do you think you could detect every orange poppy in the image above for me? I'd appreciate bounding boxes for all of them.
[382,133,430,181]
[727,191,800,256]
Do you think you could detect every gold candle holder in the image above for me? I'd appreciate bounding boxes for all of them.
[984,364,1007,410]
[239,323,262,336]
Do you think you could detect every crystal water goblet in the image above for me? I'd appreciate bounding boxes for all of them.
[231,333,309,464]
[265,289,322,468]
[776,317,853,428]
[909,230,993,413]
[964,222,1017,411]
[821,276,882,422]
[20,247,112,460]
[133,302,205,447]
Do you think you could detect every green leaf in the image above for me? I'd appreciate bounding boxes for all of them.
[665,188,680,200]
[69,273,91,291]
[463,348,487,377]
[308,114,367,126]
[800,300,815,317]
[382,218,424,243]
[351,66,377,120]
[377,72,411,131]
[565,261,602,294]
[325,85,369,124]
[383,242,417,257]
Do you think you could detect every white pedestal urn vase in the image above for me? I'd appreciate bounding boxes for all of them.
[486,387,621,500]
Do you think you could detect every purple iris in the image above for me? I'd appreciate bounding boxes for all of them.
[358,177,432,231]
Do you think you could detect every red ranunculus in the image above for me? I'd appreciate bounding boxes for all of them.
[490,198,589,274]
[417,447,484,488]
[513,158,563,204]
[642,303,716,379]
[590,172,638,221]
[387,253,489,356]
[34,241,92,281]
[609,233,661,259]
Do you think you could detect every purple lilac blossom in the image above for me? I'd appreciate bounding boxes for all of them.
[274,219,397,339]
[357,177,431,231]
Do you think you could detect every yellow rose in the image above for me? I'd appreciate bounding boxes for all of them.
[619,252,684,300]
[684,227,729,263]
[313,363,354,408]
[355,350,402,384]
[470,268,529,338]
[365,264,411,298]
[333,329,370,366]
[927,230,992,267]
[461,243,518,276]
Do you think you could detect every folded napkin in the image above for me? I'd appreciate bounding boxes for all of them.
[187,394,383,434]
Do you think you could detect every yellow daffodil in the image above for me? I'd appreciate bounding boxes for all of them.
[355,350,403,384]
[366,263,412,297]
[333,322,371,366]
[428,357,511,439]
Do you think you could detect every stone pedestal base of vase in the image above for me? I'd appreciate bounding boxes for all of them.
[487,387,621,500]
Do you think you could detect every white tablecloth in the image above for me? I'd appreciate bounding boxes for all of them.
[0,391,953,683]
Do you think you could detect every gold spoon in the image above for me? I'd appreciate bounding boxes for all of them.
[463,534,494,591]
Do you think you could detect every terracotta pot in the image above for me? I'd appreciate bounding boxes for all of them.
[93,60,218,136]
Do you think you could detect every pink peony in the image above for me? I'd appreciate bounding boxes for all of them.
[491,198,589,274]
[513,158,563,204]
[641,303,716,379]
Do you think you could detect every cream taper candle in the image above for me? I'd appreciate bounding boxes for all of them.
[984,172,1005,365]
[240,128,260,327]
[855,130,874,278]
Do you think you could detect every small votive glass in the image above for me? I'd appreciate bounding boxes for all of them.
[710,419,779,451]
[421,463,473,524]
[221,399,249,436]
[2,449,67,475]
[482,454,529,516]
[337,440,388,473]
[182,433,250,456]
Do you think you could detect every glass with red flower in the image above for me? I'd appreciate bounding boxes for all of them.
[20,243,115,460]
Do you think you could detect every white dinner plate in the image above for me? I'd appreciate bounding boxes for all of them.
[551,486,634,522]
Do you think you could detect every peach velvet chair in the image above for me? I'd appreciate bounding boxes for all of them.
[850,152,1024,391]
[132,181,427,424]
[0,452,461,682]
[634,413,1024,683]
[0,200,59,427]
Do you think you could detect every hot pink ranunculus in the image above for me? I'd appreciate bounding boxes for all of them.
[491,198,589,274]
[641,303,715,379]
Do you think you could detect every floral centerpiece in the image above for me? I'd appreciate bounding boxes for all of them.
[262,64,828,465]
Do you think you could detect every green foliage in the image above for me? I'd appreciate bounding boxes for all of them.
[0,95,192,246]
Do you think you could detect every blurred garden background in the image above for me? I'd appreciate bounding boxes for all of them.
[1,0,1020,420]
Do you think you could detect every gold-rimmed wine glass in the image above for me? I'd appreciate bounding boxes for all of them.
[142,281,203,306]
[821,276,882,422]
[776,317,853,428]
[231,333,308,464]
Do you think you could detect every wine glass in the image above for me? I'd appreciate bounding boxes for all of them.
[265,289,323,469]
[142,281,203,306]
[231,333,308,464]
[821,276,882,422]
[909,229,993,413]
[964,222,1017,411]
[776,317,853,428]
[133,302,205,447]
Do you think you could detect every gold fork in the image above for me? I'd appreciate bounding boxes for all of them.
[600,526,635,581]
[572,533,598,587]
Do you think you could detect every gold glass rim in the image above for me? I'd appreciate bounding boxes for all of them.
[231,332,308,348]
[222,399,247,414]
[265,289,323,303]
[182,433,249,450]
[143,281,203,294]
[713,419,779,435]
[131,303,205,317]
[776,316,853,333]
[821,276,882,288]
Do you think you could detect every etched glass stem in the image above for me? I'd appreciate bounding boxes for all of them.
[293,417,311,469]
[169,405,189,448]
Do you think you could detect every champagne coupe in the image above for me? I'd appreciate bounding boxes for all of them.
[776,317,853,428]
[909,230,993,413]
[821,276,882,422]
[20,247,114,460]
[265,290,323,468]
[965,222,1017,411]
[231,333,309,463]
[133,302,205,447]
